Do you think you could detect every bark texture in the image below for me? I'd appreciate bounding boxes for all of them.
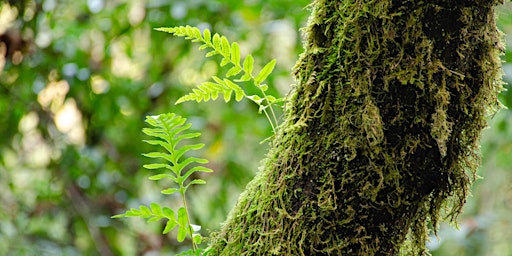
[207,0,504,255]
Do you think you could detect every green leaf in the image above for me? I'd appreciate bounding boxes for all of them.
[231,42,241,65]
[212,34,221,51]
[255,59,276,85]
[140,205,151,217]
[163,207,175,219]
[143,163,169,170]
[247,95,263,104]
[161,188,180,195]
[150,203,163,216]
[143,152,174,163]
[175,157,209,175]
[205,50,218,57]
[192,27,202,42]
[203,29,211,43]
[243,55,254,75]
[221,36,230,57]
[226,66,242,77]
[177,207,189,242]
[186,179,207,187]
[220,57,230,67]
[193,234,202,245]
[148,216,161,223]
[182,166,213,183]
[163,219,178,234]
[124,208,141,217]
[148,173,173,181]
[224,79,245,102]
[174,143,205,162]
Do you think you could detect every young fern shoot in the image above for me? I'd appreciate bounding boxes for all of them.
[113,113,212,254]
[155,26,284,134]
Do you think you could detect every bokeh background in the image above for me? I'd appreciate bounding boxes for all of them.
[0,1,511,255]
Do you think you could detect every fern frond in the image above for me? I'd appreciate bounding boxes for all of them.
[112,203,178,234]
[176,76,246,104]
[156,26,283,133]
[142,113,213,190]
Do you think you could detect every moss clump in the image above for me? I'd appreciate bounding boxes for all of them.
[207,0,504,255]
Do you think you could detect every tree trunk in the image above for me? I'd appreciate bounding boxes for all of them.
[207,0,504,255]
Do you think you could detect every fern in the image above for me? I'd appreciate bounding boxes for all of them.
[113,113,211,253]
[155,26,283,133]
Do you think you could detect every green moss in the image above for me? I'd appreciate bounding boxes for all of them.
[207,0,505,255]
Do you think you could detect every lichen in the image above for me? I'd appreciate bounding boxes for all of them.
[206,0,505,255]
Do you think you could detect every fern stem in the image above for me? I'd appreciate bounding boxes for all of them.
[181,192,198,252]
[259,89,279,133]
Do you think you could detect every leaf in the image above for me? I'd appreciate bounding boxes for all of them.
[255,59,276,85]
[182,166,213,184]
[163,219,178,234]
[150,203,163,216]
[148,173,173,181]
[220,57,230,67]
[186,179,207,188]
[193,234,202,245]
[175,157,209,175]
[177,207,189,242]
[242,55,254,75]
[212,34,221,51]
[205,50,218,57]
[231,42,241,65]
[143,163,169,170]
[226,66,242,77]
[221,36,230,57]
[143,152,174,163]
[111,214,125,219]
[174,143,205,162]
[224,79,245,102]
[247,95,264,105]
[203,29,211,43]
[124,208,141,217]
[148,216,161,223]
[161,188,180,195]
[192,27,202,42]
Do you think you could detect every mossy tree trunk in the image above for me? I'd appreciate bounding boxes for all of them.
[207,0,504,255]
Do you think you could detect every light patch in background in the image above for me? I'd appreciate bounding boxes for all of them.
[266,19,297,94]
[54,99,85,146]
[0,4,17,34]
[116,96,134,116]
[87,0,104,14]
[18,112,52,168]
[171,2,188,20]
[110,39,144,80]
[91,75,110,94]
[37,80,69,112]
[129,1,146,26]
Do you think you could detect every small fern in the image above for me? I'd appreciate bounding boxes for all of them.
[155,25,284,133]
[113,113,212,253]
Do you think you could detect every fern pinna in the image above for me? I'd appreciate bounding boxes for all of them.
[155,26,283,133]
[113,113,211,254]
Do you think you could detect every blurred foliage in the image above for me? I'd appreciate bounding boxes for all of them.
[0,0,511,255]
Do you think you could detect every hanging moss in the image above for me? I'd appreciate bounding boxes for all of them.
[207,0,504,255]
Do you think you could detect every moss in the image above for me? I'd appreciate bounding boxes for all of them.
[207,0,504,255]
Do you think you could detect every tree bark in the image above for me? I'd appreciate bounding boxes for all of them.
[207,0,504,255]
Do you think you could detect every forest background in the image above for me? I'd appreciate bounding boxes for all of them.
[1,0,512,255]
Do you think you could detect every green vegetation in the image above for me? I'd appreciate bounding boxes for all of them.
[1,0,512,255]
